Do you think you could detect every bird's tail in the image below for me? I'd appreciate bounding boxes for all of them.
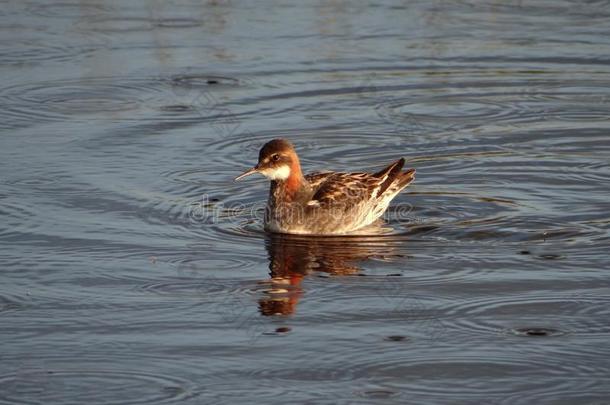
[374,159,415,197]
[375,158,405,197]
[396,168,416,190]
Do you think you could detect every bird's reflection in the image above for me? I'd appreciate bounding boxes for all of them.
[259,231,401,316]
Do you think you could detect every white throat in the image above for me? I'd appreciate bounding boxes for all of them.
[262,165,290,181]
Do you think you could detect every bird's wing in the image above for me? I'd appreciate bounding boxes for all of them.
[305,172,335,189]
[307,172,378,207]
[306,158,412,208]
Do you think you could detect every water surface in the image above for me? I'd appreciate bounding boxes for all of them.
[1,1,610,403]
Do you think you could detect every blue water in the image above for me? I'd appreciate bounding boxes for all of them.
[1,1,609,403]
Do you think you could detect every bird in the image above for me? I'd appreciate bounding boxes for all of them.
[234,139,415,235]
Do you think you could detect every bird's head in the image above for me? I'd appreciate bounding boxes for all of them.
[235,139,298,181]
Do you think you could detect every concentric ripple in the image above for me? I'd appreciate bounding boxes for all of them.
[0,73,249,130]
[3,1,610,403]
[443,293,610,338]
[237,346,609,404]
[0,39,98,66]
[377,84,610,134]
[0,369,196,405]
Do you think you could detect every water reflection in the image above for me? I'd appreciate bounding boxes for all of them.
[259,232,400,316]
[4,0,610,402]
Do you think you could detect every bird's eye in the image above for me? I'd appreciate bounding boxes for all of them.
[272,154,280,162]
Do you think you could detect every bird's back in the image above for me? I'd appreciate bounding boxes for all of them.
[269,159,415,234]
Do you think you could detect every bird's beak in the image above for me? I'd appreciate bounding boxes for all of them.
[234,166,259,181]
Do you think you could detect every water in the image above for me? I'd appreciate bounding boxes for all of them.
[1,0,610,403]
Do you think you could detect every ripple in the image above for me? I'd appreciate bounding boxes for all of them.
[383,335,409,342]
[137,263,259,298]
[0,74,248,130]
[0,292,27,315]
[445,293,610,337]
[76,17,202,33]
[0,369,195,405]
[455,0,610,20]
[378,97,511,127]
[356,388,399,399]
[159,168,215,187]
[0,198,44,240]
[371,356,604,403]
[201,127,422,168]
[158,104,195,113]
[0,38,97,66]
[3,175,59,187]
[202,131,279,165]
[3,2,610,403]
[245,347,604,403]
[509,327,565,337]
[138,191,265,244]
[170,74,242,89]
[0,78,159,129]
[497,382,610,405]
[27,2,113,18]
[376,85,610,135]
[138,280,230,298]
[216,220,268,240]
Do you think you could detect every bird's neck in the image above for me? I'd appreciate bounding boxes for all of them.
[270,159,310,202]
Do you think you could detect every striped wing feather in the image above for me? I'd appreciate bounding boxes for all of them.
[305,159,413,207]
[309,173,377,207]
[304,172,334,189]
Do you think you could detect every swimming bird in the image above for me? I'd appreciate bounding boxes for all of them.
[235,139,415,235]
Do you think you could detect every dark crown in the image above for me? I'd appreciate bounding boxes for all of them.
[259,139,295,160]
